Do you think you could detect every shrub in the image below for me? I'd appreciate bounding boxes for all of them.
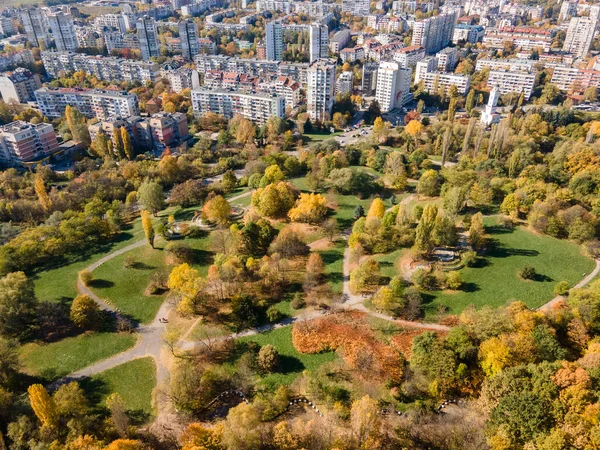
[164,242,194,265]
[290,293,305,310]
[446,271,463,290]
[519,265,537,280]
[266,306,282,323]
[79,270,93,286]
[461,250,478,267]
[411,268,435,290]
[124,256,135,269]
[257,344,279,373]
[553,281,570,296]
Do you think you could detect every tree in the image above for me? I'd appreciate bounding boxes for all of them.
[137,180,164,215]
[0,272,37,338]
[351,396,381,448]
[332,112,347,129]
[105,440,146,450]
[258,344,279,373]
[239,220,277,256]
[234,118,256,145]
[106,393,129,438]
[304,252,324,288]
[251,182,296,218]
[447,96,458,122]
[121,127,134,160]
[34,172,52,211]
[114,128,125,159]
[260,165,285,186]
[141,210,155,248]
[583,86,598,102]
[415,204,438,254]
[53,381,88,418]
[364,100,381,124]
[354,205,365,219]
[372,286,397,311]
[417,169,441,197]
[28,384,58,428]
[0,337,19,386]
[91,132,110,158]
[367,198,385,219]
[469,212,485,251]
[70,295,101,330]
[269,227,309,258]
[446,271,463,290]
[465,89,476,113]
[222,402,261,450]
[349,258,380,292]
[168,263,206,313]
[221,170,237,192]
[65,105,91,147]
[202,195,231,226]
[373,117,391,143]
[288,193,328,224]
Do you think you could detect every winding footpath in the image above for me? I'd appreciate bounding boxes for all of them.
[537,259,600,311]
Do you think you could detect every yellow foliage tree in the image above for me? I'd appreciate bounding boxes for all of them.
[479,337,511,377]
[202,195,231,226]
[34,172,52,211]
[351,395,382,448]
[141,210,155,248]
[104,439,146,450]
[367,198,385,219]
[168,263,207,314]
[28,384,58,428]
[181,423,224,450]
[288,193,328,224]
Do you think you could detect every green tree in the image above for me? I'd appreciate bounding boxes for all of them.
[465,89,476,113]
[137,180,164,215]
[257,344,279,373]
[0,272,37,339]
[65,105,91,147]
[70,295,101,330]
[469,212,485,251]
[417,169,441,197]
[415,204,438,255]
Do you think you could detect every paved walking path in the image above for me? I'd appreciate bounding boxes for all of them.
[537,259,600,311]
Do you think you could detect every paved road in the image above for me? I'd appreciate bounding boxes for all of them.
[538,259,600,311]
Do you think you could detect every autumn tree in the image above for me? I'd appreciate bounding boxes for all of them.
[65,105,91,147]
[288,193,328,224]
[91,132,110,158]
[70,295,101,330]
[351,396,382,448]
[0,271,38,338]
[417,169,441,197]
[251,182,297,218]
[405,119,424,149]
[168,263,207,315]
[469,212,486,251]
[258,344,279,372]
[106,393,129,438]
[139,210,154,249]
[373,117,391,143]
[121,127,134,160]
[367,198,385,219]
[28,384,58,428]
[137,180,164,215]
[202,195,231,226]
[349,258,380,292]
[304,252,324,289]
[34,172,52,211]
[415,204,439,255]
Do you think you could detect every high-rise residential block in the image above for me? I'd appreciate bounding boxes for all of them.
[375,61,413,112]
[309,23,329,62]
[265,21,283,61]
[20,8,50,47]
[136,16,160,61]
[35,87,139,120]
[191,88,285,125]
[486,69,537,100]
[179,20,199,60]
[47,12,78,52]
[362,62,379,96]
[342,0,370,16]
[563,8,600,58]
[306,59,335,121]
[0,68,42,104]
[0,121,59,165]
[411,12,457,54]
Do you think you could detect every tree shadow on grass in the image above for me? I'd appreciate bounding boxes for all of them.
[191,248,213,266]
[486,238,539,258]
[129,261,156,270]
[88,279,115,289]
[462,282,480,293]
[278,355,305,374]
[486,224,514,235]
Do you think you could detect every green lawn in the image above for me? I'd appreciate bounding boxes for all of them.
[319,239,346,293]
[375,248,407,280]
[20,332,138,382]
[83,357,156,419]
[303,132,342,143]
[425,219,595,317]
[239,326,337,390]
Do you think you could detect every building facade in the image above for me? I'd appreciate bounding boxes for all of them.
[136,16,160,61]
[411,12,457,54]
[309,23,329,62]
[0,68,41,104]
[47,12,78,52]
[179,20,199,60]
[375,61,412,112]
[306,59,336,122]
[487,69,536,99]
[266,21,283,61]
[0,121,59,165]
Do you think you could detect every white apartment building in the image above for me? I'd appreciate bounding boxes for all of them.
[475,58,535,72]
[551,65,600,93]
[0,68,41,104]
[94,14,127,33]
[393,45,426,68]
[376,61,413,112]
[563,13,599,58]
[20,8,50,47]
[42,52,161,84]
[0,18,15,37]
[362,62,378,96]
[436,47,457,72]
[342,0,370,16]
[191,88,285,125]
[255,0,292,14]
[411,12,457,54]
[105,32,140,52]
[340,47,365,63]
[47,12,78,52]
[309,24,329,62]
[487,69,536,99]
[452,24,484,44]
[307,59,336,122]
[179,20,199,60]
[0,121,59,165]
[266,21,283,61]
[35,87,140,120]
[483,27,553,52]
[415,59,470,95]
[137,16,159,61]
[161,68,200,93]
[329,30,351,54]
[336,71,353,95]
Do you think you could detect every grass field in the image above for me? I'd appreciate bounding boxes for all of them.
[375,248,407,280]
[82,357,156,419]
[424,219,595,317]
[302,132,342,143]
[319,239,346,293]
[20,332,138,382]
[239,326,336,390]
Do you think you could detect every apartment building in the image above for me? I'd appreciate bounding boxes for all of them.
[336,71,353,95]
[415,58,470,94]
[0,121,59,165]
[563,12,599,58]
[198,38,216,55]
[191,88,285,125]
[0,68,41,104]
[551,65,600,93]
[483,27,553,52]
[35,88,139,120]
[340,47,365,63]
[161,67,200,93]
[411,12,457,54]
[104,32,140,52]
[266,21,283,61]
[487,69,536,99]
[329,30,351,54]
[76,27,104,49]
[375,61,413,112]
[362,62,378,96]
[179,20,199,60]
[0,50,35,72]
[137,16,160,61]
[0,18,16,38]
[48,12,78,52]
[475,58,535,72]
[452,23,484,44]
[93,14,127,33]
[306,59,336,122]
[20,8,50,47]
[42,52,160,84]
[393,45,426,68]
[342,0,370,16]
[436,47,457,72]
[309,24,329,62]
